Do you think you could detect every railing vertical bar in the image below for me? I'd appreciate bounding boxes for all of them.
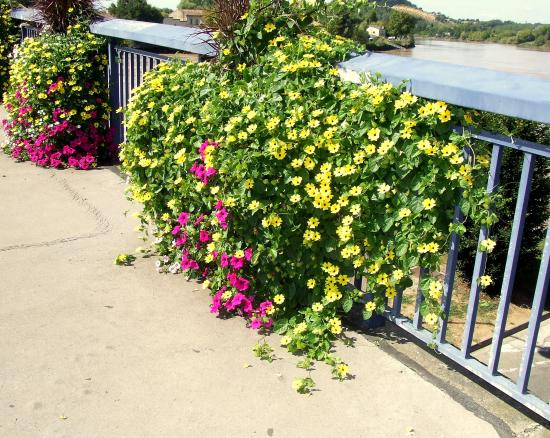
[517,220,550,393]
[437,205,464,343]
[130,52,136,95]
[413,268,428,330]
[461,144,504,357]
[108,43,122,146]
[136,53,142,90]
[117,48,124,144]
[392,288,403,317]
[488,153,536,374]
[124,51,131,108]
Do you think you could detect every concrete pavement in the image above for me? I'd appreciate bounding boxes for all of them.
[0,124,507,437]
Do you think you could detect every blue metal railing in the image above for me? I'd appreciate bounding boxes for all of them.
[10,7,550,422]
[108,44,170,145]
[382,131,550,420]
[20,24,40,40]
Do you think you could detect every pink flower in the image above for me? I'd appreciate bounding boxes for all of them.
[178,212,190,225]
[210,286,226,314]
[214,200,223,210]
[220,253,230,268]
[230,256,244,270]
[244,248,253,262]
[194,213,205,227]
[171,225,181,235]
[227,272,250,292]
[199,230,210,243]
[175,232,188,247]
[250,319,262,329]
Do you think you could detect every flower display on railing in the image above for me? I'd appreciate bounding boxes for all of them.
[0,0,18,93]
[1,24,112,169]
[121,0,495,390]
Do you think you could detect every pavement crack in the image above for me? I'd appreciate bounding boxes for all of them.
[0,170,112,253]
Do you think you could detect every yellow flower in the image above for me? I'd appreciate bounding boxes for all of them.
[378,183,391,195]
[274,294,285,304]
[312,302,324,312]
[280,335,291,346]
[423,198,436,210]
[307,279,316,289]
[294,322,307,334]
[367,127,380,141]
[425,313,439,326]
[398,208,411,219]
[244,179,254,189]
[264,22,276,33]
[291,176,302,186]
[308,119,320,129]
[290,194,301,203]
[365,301,376,312]
[248,200,260,210]
[428,280,443,299]
[335,364,349,379]
[364,143,376,155]
[480,238,496,253]
[479,275,492,287]
[307,217,320,228]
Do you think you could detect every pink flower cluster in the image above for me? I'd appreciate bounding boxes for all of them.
[189,140,219,185]
[210,287,273,330]
[3,80,112,169]
[168,180,271,330]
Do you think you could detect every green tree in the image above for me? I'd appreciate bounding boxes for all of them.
[178,0,212,8]
[108,0,164,23]
[365,9,377,24]
[386,10,416,37]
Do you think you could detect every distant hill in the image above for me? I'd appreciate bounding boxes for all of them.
[392,5,437,22]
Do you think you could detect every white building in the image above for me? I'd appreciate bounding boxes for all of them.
[367,26,386,38]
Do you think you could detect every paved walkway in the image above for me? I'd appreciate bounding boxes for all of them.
[0,146,503,436]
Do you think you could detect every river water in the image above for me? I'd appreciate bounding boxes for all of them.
[387,39,550,79]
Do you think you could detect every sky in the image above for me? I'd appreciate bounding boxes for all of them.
[101,0,550,24]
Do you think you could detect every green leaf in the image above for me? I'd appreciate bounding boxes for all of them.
[342,295,353,313]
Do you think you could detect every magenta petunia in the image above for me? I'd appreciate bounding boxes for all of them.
[178,212,190,225]
[199,230,210,243]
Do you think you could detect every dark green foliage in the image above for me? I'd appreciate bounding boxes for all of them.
[178,0,212,9]
[0,0,19,92]
[32,0,99,33]
[386,10,417,37]
[458,115,550,303]
[108,0,164,23]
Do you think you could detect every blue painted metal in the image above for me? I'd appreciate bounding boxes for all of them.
[387,314,550,421]
[456,127,550,159]
[436,205,464,343]
[391,288,403,317]
[461,144,503,357]
[108,42,123,146]
[11,7,40,22]
[488,153,536,374]
[413,268,428,330]
[107,45,173,144]
[90,19,215,56]
[340,52,550,124]
[517,221,550,393]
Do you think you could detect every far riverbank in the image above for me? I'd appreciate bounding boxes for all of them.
[386,39,550,78]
